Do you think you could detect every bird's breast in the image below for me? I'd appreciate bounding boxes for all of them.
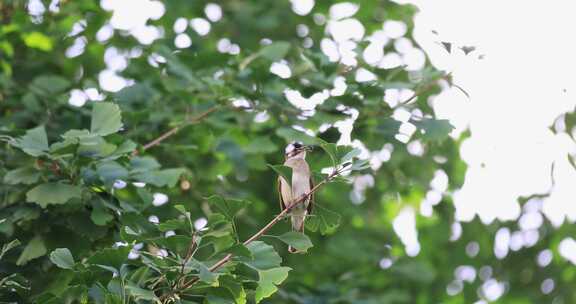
[291,170,311,198]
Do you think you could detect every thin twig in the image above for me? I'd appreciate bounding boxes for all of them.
[133,106,219,156]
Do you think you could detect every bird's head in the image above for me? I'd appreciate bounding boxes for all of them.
[285,141,311,160]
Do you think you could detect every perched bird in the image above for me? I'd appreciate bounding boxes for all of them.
[278,142,314,253]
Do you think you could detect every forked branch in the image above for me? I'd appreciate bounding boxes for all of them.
[166,168,344,300]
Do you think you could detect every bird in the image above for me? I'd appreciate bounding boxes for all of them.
[278,141,314,253]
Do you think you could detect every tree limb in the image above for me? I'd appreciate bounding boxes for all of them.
[133,106,219,156]
[170,169,342,298]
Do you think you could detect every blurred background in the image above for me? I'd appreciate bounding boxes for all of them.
[2,0,576,303]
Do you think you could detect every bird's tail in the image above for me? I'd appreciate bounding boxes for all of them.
[288,215,305,254]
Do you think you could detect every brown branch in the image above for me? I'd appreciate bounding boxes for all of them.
[133,106,219,156]
[170,169,341,297]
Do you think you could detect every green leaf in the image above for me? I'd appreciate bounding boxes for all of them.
[129,156,161,173]
[305,205,341,235]
[96,161,128,184]
[91,204,114,226]
[259,41,291,61]
[30,75,70,94]
[16,236,46,265]
[125,282,158,301]
[157,219,187,232]
[87,247,131,270]
[90,102,123,136]
[391,260,437,283]
[319,141,338,167]
[219,275,247,304]
[207,196,251,221]
[15,126,49,156]
[3,167,41,185]
[26,183,82,208]
[242,241,282,270]
[240,42,291,69]
[255,267,291,303]
[244,137,278,154]
[276,232,313,252]
[107,140,137,158]
[350,159,370,171]
[267,164,292,184]
[225,244,253,258]
[275,128,318,145]
[22,32,53,51]
[77,135,117,158]
[340,148,361,164]
[413,118,454,142]
[132,168,185,187]
[185,259,218,284]
[49,248,75,270]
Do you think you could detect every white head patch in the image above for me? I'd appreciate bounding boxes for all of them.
[285,143,295,154]
[285,141,303,154]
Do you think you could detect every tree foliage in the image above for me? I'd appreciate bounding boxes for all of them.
[1,0,573,304]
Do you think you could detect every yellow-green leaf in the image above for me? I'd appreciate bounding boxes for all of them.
[22,32,53,51]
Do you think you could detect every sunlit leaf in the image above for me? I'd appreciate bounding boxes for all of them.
[255,267,291,303]
[22,32,53,51]
[49,248,75,270]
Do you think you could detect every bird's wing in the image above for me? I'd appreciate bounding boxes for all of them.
[278,176,291,211]
[307,176,314,214]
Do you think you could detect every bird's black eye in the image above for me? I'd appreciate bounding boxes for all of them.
[293,142,302,148]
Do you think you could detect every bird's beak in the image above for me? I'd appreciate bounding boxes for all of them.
[303,145,313,152]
